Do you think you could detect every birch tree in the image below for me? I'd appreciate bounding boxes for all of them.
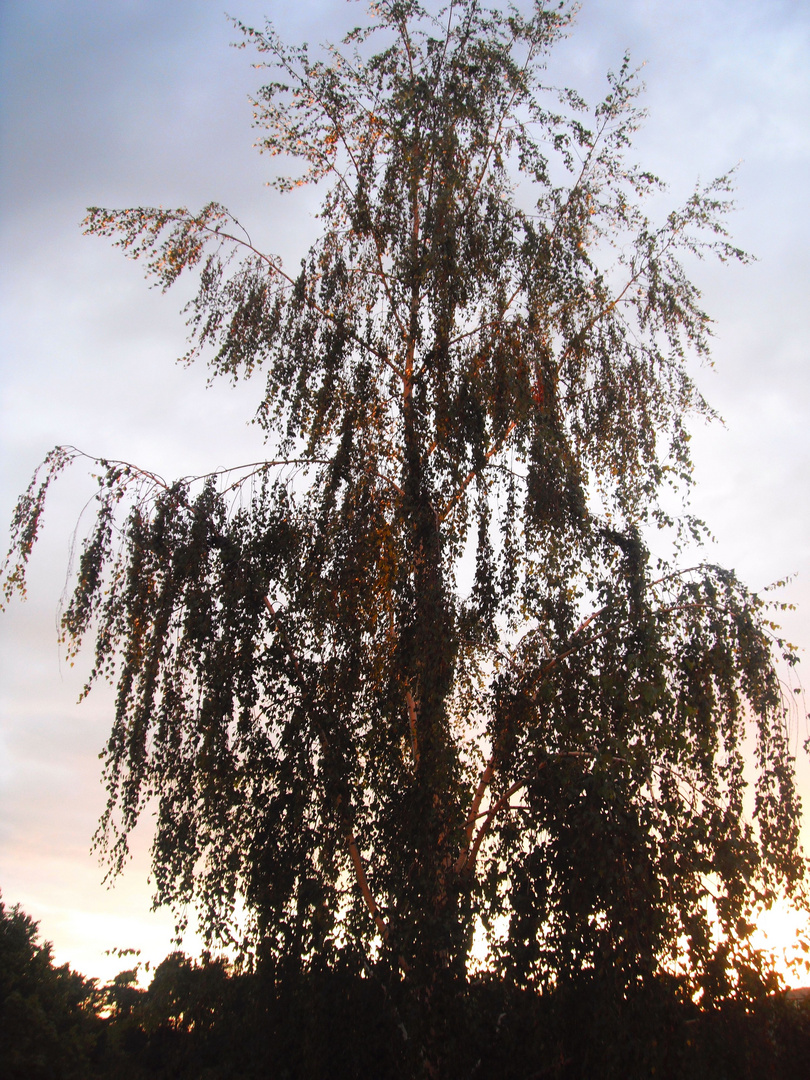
[4,0,806,1072]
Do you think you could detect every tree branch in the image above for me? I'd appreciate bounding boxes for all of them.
[262,596,405,965]
[438,419,517,523]
[197,218,404,381]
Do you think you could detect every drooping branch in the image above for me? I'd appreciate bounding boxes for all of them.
[83,207,405,382]
[439,419,518,524]
[262,593,407,966]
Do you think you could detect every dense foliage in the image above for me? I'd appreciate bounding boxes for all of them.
[0,897,103,1079]
[3,897,810,1079]
[3,0,807,1072]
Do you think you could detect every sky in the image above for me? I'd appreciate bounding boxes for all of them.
[1,0,809,986]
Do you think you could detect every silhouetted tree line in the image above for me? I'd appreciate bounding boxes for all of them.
[3,896,809,1079]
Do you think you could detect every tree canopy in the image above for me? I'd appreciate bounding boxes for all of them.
[0,897,104,1079]
[3,0,807,1072]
